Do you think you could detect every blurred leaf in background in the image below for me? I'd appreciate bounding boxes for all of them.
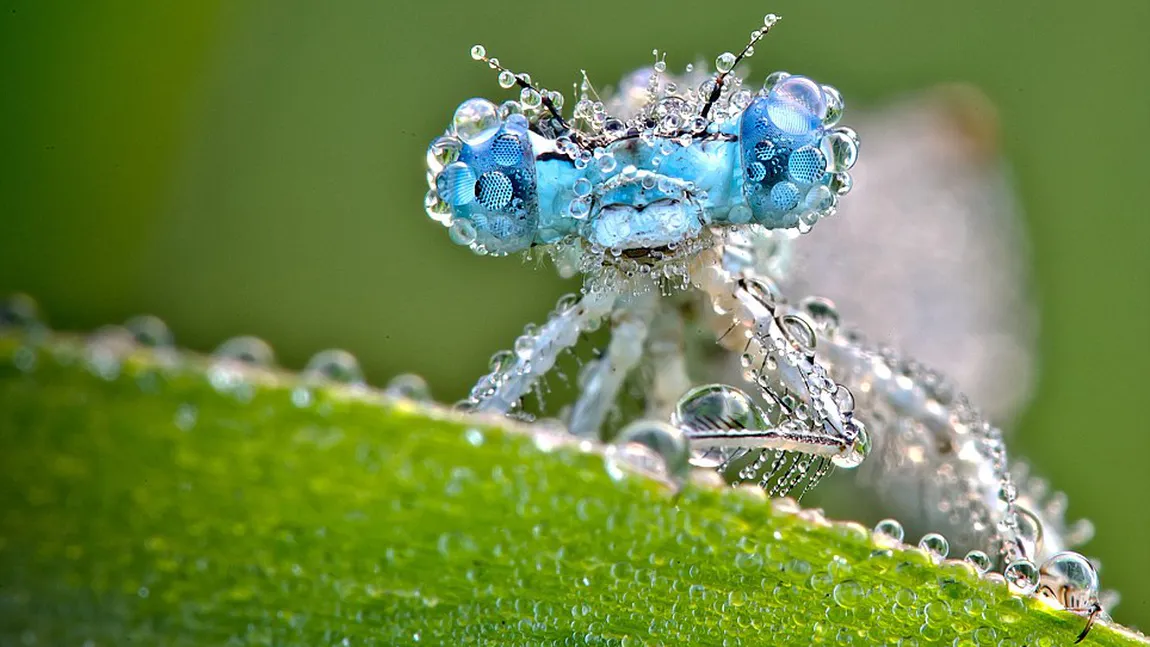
[1,0,1148,628]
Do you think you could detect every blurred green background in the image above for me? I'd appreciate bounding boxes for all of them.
[2,0,1147,628]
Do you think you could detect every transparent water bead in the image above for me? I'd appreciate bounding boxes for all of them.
[1004,559,1040,594]
[765,75,827,135]
[715,52,737,74]
[452,98,501,144]
[1039,551,1100,610]
[674,383,768,467]
[830,424,869,468]
[819,129,859,172]
[303,349,365,385]
[385,373,432,401]
[214,336,276,367]
[917,533,949,560]
[124,315,174,348]
[606,419,690,484]
[874,518,905,543]
[963,550,993,574]
[0,293,44,331]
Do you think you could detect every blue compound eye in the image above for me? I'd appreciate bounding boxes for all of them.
[738,75,859,229]
[426,99,539,255]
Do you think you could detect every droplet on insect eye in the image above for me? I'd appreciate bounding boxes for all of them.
[820,130,859,172]
[874,518,905,542]
[498,70,516,89]
[716,52,737,74]
[426,136,461,174]
[435,162,477,206]
[728,204,753,224]
[1004,559,1040,594]
[452,98,500,144]
[572,178,592,198]
[822,85,844,126]
[964,550,993,574]
[605,419,691,484]
[470,44,486,61]
[449,218,478,246]
[766,76,827,135]
[762,71,790,94]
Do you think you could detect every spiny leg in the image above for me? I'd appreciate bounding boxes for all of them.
[678,246,866,495]
[467,289,617,414]
[567,292,657,439]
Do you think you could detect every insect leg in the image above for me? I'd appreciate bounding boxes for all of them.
[468,289,617,414]
[643,302,693,421]
[567,292,657,438]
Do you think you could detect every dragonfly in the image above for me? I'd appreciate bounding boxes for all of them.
[421,14,1108,640]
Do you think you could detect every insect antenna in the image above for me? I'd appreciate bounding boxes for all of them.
[699,13,781,119]
[469,44,572,132]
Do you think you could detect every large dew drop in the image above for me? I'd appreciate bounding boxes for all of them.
[452,98,501,144]
[303,349,365,385]
[1039,551,1100,610]
[765,76,827,135]
[606,419,690,484]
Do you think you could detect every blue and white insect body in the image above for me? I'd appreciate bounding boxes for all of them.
[421,17,1109,639]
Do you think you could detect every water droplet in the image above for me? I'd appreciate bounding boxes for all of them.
[214,336,275,367]
[124,315,173,348]
[831,424,869,469]
[449,219,478,246]
[1004,559,1039,594]
[820,129,859,172]
[766,76,826,135]
[606,419,690,484]
[716,52,737,74]
[895,587,917,607]
[470,44,486,61]
[674,384,766,466]
[923,600,951,626]
[963,550,992,574]
[0,293,44,333]
[426,136,462,174]
[798,296,840,334]
[918,533,950,560]
[832,581,863,608]
[452,98,501,144]
[303,349,365,385]
[762,71,790,93]
[385,373,432,401]
[1039,551,1099,610]
[874,518,905,542]
[497,70,516,89]
[174,404,198,431]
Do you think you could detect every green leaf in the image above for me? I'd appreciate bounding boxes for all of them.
[0,332,1145,646]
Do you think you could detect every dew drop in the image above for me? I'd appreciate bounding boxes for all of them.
[1003,559,1039,594]
[832,580,863,608]
[918,533,950,560]
[470,45,486,60]
[426,136,462,174]
[874,518,905,542]
[124,315,174,348]
[0,293,43,332]
[963,550,992,574]
[716,52,737,74]
[452,98,501,144]
[449,219,478,246]
[605,419,690,484]
[820,129,859,172]
[1038,551,1099,610]
[303,349,365,385]
[385,373,432,401]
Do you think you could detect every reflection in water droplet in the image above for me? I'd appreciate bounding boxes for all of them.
[303,349,365,385]
[917,533,949,560]
[606,419,690,484]
[832,580,863,608]
[1039,551,1099,610]
[385,373,432,401]
[674,384,766,467]
[873,518,905,542]
[124,315,174,348]
[963,550,992,574]
[214,336,276,367]
[1003,559,1039,594]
